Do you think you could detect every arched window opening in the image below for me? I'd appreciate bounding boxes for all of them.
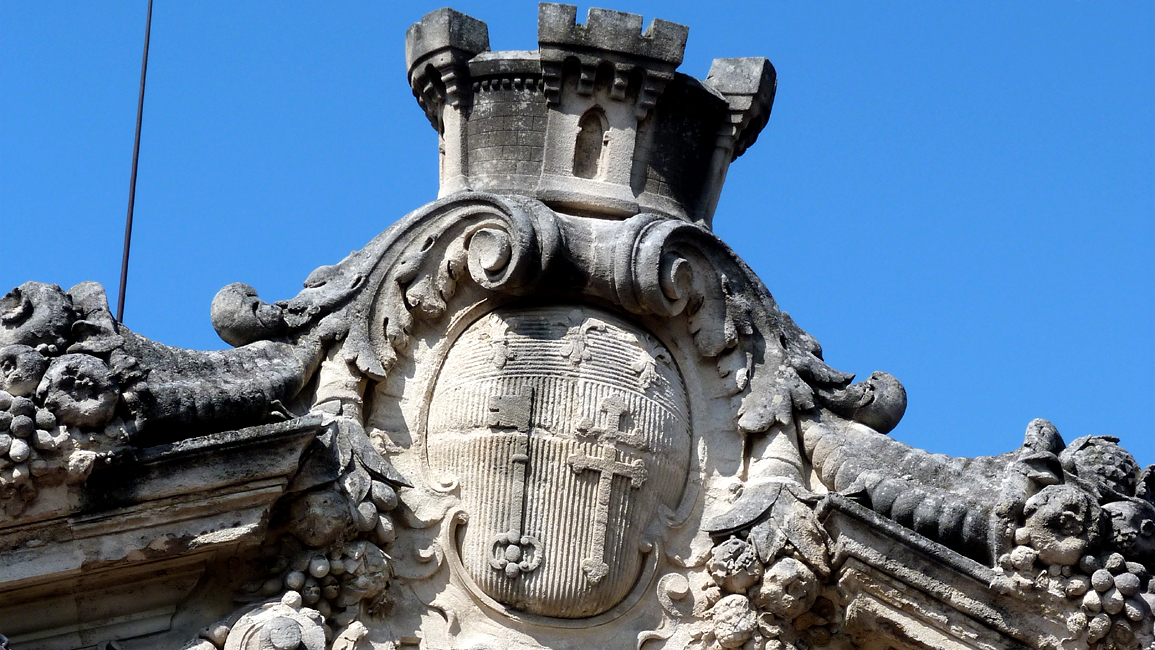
[574,108,608,179]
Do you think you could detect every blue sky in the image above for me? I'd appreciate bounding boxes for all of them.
[2,2,1152,466]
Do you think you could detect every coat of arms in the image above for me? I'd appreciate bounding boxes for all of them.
[426,306,690,618]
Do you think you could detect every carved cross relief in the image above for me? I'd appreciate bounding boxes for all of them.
[426,305,692,619]
[485,388,650,587]
[568,395,648,585]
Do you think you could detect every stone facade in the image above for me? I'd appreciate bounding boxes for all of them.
[1,5,1152,650]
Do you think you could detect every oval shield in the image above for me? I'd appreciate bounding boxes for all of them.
[427,305,691,619]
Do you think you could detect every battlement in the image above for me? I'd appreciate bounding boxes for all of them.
[405,8,490,73]
[406,3,775,226]
[537,4,688,66]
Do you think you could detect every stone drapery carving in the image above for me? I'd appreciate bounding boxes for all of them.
[1,4,1151,650]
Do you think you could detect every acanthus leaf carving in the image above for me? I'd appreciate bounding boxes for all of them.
[615,215,893,444]
[335,194,561,381]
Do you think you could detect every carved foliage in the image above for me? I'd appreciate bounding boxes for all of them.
[650,494,839,650]
[334,194,562,381]
[0,283,133,514]
[616,216,901,436]
[989,434,1155,650]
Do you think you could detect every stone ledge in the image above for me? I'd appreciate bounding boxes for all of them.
[820,494,1063,650]
[0,416,321,650]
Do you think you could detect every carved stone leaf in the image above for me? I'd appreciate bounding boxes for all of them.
[345,320,388,381]
[349,426,410,487]
[277,252,365,330]
[773,488,830,578]
[685,290,733,357]
[384,296,415,353]
[816,382,872,411]
[287,433,343,493]
[335,421,354,470]
[438,237,467,293]
[1139,465,1155,504]
[749,517,787,564]
[716,348,751,394]
[341,460,372,504]
[779,312,854,386]
[404,275,446,319]
[737,368,793,434]
[363,329,396,378]
[703,481,783,534]
[401,233,468,322]
[783,366,816,411]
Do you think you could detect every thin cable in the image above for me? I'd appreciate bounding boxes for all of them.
[117,0,154,323]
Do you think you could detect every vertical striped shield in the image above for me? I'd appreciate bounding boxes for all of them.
[427,306,691,619]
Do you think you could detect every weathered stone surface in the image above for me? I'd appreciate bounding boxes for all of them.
[0,345,48,398]
[37,354,119,428]
[0,417,320,649]
[407,4,770,224]
[0,282,73,353]
[1,4,1151,650]
[210,283,287,347]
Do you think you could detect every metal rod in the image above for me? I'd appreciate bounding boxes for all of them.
[117,0,154,323]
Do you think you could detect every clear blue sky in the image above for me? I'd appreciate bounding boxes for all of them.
[2,2,1152,466]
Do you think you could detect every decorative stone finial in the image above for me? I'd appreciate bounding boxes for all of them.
[405,3,776,226]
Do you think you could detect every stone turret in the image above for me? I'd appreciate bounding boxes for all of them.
[406,3,776,226]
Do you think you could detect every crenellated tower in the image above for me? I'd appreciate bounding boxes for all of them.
[406,3,776,226]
